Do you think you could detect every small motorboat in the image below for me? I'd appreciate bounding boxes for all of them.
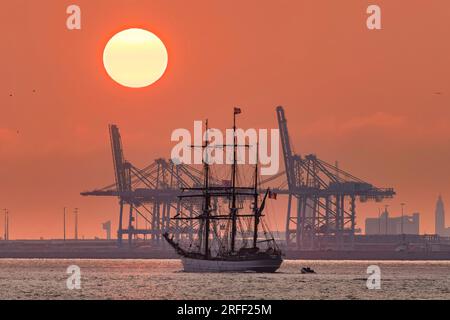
[301,267,316,274]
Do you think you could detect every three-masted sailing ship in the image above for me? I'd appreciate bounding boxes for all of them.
[163,108,283,272]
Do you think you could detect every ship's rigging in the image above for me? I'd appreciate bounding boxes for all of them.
[164,109,280,259]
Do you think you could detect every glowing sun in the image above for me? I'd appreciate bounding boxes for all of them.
[103,28,168,88]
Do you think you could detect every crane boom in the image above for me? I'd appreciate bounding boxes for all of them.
[109,125,131,194]
[276,106,297,190]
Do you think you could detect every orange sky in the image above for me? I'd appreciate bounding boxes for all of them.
[1,0,450,239]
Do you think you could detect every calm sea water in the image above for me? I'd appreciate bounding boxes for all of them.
[0,259,448,300]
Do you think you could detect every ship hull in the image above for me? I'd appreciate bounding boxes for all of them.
[181,256,283,273]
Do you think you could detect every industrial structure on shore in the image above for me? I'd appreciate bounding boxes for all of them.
[81,106,398,250]
[365,208,420,235]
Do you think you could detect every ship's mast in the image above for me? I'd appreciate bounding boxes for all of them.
[203,120,211,258]
[230,109,238,252]
[253,143,260,248]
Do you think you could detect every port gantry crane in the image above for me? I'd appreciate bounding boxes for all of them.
[81,125,204,246]
[273,106,395,249]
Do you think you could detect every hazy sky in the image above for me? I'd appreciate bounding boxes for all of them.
[2,1,450,239]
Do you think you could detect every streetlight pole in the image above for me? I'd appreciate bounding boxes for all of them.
[384,205,389,235]
[6,211,9,240]
[400,203,405,235]
[378,207,381,234]
[74,208,79,240]
[63,207,66,241]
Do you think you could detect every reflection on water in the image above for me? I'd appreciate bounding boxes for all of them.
[0,259,448,300]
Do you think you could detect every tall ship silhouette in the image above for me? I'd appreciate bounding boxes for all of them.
[164,108,283,272]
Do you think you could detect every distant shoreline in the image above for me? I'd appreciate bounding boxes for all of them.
[1,239,449,261]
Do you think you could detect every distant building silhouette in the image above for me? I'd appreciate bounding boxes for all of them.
[365,208,420,235]
[102,221,112,240]
[435,195,450,236]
